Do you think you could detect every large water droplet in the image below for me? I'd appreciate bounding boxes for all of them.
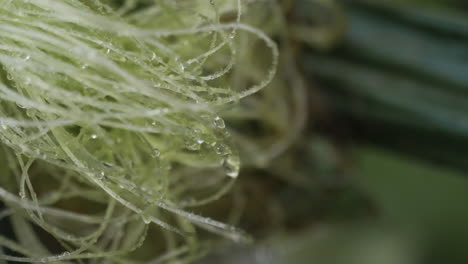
[141,207,155,224]
[185,128,203,150]
[142,215,151,224]
[223,155,240,178]
[151,148,160,158]
[214,116,225,128]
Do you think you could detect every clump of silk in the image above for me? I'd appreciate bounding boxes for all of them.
[0,0,279,263]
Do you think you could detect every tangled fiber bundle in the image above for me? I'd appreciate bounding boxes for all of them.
[0,0,308,263]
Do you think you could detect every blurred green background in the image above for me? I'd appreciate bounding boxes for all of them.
[198,0,468,263]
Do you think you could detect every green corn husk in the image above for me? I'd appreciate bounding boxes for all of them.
[304,0,468,170]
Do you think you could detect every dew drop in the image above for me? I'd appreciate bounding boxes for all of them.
[16,103,27,109]
[214,116,225,128]
[103,162,114,168]
[214,143,230,155]
[142,216,151,224]
[186,140,201,151]
[223,155,240,178]
[141,208,154,224]
[151,148,161,158]
[91,134,98,139]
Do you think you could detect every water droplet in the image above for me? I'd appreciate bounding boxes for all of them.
[142,215,151,224]
[151,148,160,158]
[91,134,97,139]
[103,162,113,168]
[106,48,110,55]
[141,208,154,224]
[196,139,205,144]
[223,155,240,178]
[214,116,225,128]
[16,103,27,109]
[81,64,88,69]
[186,140,201,151]
[23,55,30,61]
[185,128,203,150]
[214,143,230,155]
